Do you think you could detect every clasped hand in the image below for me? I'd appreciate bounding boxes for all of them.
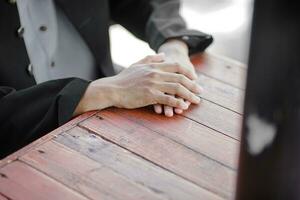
[74,53,201,116]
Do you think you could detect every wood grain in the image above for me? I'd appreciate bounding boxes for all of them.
[0,111,96,168]
[56,127,223,200]
[0,53,244,200]
[0,161,88,200]
[191,53,247,89]
[22,140,164,200]
[110,108,239,169]
[197,74,244,114]
[183,101,242,140]
[80,113,236,199]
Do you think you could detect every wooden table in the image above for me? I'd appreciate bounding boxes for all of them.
[0,53,246,200]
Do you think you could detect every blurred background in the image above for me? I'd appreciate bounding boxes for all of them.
[110,0,254,67]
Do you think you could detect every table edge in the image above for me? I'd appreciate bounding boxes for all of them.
[0,111,97,168]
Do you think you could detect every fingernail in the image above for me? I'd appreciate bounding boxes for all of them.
[194,84,202,94]
[165,110,173,117]
[181,102,189,110]
[175,109,183,114]
[193,96,201,104]
[198,85,204,93]
[193,72,198,80]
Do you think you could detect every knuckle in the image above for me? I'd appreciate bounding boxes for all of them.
[188,69,194,75]
[172,61,180,66]
[188,92,194,100]
[172,62,180,70]
[166,62,178,68]
[166,61,179,68]
[144,87,154,97]
[178,74,186,82]
[147,80,156,88]
[192,82,199,91]
[175,100,182,107]
[175,83,182,92]
[153,72,160,79]
[145,70,154,78]
[148,63,156,69]
[165,96,174,104]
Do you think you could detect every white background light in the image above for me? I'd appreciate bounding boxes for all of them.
[110,0,253,67]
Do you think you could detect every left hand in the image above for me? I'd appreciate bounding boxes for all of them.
[155,39,202,117]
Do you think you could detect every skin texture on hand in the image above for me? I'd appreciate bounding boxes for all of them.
[73,54,201,116]
[156,39,202,117]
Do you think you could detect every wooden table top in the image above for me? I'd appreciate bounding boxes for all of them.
[0,53,246,200]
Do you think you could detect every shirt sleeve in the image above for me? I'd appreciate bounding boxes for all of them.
[0,78,90,158]
[109,0,213,54]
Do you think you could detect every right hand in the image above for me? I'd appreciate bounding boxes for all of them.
[74,54,201,116]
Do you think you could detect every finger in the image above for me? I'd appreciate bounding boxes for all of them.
[136,53,165,65]
[154,62,197,80]
[159,72,202,94]
[155,94,188,110]
[154,104,163,114]
[164,105,174,117]
[185,100,192,107]
[174,107,183,114]
[157,83,201,104]
[175,100,191,114]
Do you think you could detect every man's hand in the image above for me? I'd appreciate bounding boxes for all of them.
[155,39,202,117]
[73,54,201,116]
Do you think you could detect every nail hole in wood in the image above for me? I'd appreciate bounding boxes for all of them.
[38,150,45,154]
[96,115,104,120]
[39,25,47,32]
[0,173,7,178]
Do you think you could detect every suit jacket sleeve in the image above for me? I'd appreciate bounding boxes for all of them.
[109,0,213,54]
[0,78,89,158]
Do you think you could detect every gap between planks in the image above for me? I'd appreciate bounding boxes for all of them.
[56,127,224,200]
[79,113,237,199]
[107,108,239,169]
[0,160,89,200]
[21,141,166,200]
[191,52,246,114]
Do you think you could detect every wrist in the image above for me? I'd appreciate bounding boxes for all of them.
[73,77,118,116]
[158,38,189,56]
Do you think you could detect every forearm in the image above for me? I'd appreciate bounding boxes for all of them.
[73,77,118,116]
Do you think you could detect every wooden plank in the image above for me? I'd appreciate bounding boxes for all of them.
[56,127,223,200]
[0,161,88,200]
[191,53,247,89]
[184,101,242,140]
[21,141,165,200]
[80,114,236,199]
[0,111,97,168]
[197,74,244,114]
[110,108,239,169]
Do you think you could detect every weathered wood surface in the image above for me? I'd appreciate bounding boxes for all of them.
[0,52,246,200]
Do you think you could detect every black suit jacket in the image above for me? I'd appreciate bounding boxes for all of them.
[0,0,213,158]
